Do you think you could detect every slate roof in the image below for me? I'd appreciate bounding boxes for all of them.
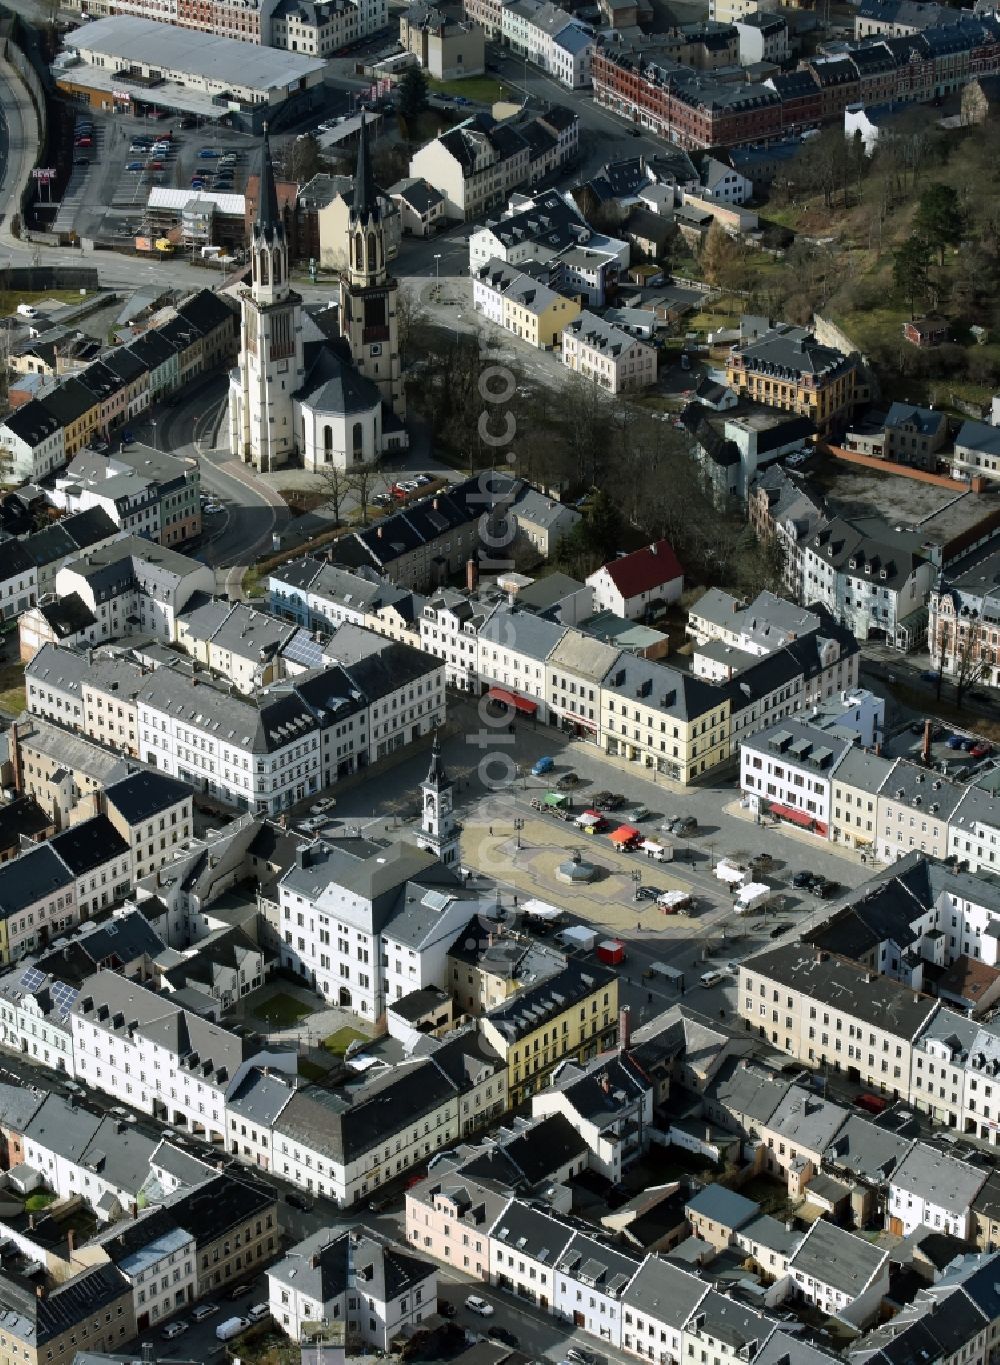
[686,1183,758,1228]
[1,399,61,446]
[745,946,939,1039]
[789,1219,888,1297]
[0,844,74,918]
[622,1253,708,1326]
[269,1228,434,1306]
[825,1113,915,1183]
[484,960,616,1044]
[104,770,191,826]
[891,1144,987,1215]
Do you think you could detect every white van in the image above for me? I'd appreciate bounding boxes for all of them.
[699,969,726,988]
[16,304,37,319]
[216,1316,248,1341]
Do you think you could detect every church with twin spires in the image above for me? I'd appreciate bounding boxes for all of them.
[228,118,406,474]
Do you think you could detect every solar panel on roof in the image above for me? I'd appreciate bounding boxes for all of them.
[19,965,45,992]
[51,982,79,1017]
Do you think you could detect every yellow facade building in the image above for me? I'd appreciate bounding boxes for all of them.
[481,960,619,1107]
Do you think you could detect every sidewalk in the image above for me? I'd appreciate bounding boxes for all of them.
[722,797,877,869]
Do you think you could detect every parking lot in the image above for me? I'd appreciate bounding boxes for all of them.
[65,107,258,244]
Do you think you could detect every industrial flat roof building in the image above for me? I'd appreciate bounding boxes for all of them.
[59,16,325,129]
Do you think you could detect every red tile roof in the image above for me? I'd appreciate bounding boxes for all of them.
[599,540,682,600]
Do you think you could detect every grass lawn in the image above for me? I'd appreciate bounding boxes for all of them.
[0,288,89,314]
[25,1191,56,1212]
[428,75,506,102]
[323,1025,366,1057]
[0,661,26,717]
[257,993,312,1028]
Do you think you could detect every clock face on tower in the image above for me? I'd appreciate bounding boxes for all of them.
[370,343,382,357]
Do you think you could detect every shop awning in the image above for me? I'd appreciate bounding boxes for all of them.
[609,825,641,845]
[488,687,537,715]
[769,803,814,829]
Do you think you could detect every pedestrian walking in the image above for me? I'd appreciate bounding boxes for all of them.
[489,826,493,836]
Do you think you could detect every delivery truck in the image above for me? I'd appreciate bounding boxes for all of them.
[596,938,626,966]
[735,882,774,915]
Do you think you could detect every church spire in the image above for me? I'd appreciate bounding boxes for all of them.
[353,112,378,222]
[426,733,447,788]
[256,123,283,241]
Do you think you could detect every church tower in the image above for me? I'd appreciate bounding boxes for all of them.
[230,127,305,472]
[419,735,458,867]
[339,115,405,419]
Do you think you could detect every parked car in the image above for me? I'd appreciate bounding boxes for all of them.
[593,790,613,808]
[769,923,791,938]
[531,756,554,776]
[946,734,967,749]
[191,1303,219,1322]
[489,1327,520,1349]
[284,1191,312,1212]
[413,473,432,485]
[438,1301,457,1318]
[162,1323,189,1340]
[971,742,993,758]
[605,794,626,811]
[125,160,144,171]
[629,805,651,822]
[247,1304,270,1324]
[921,670,940,683]
[792,870,813,888]
[465,1295,494,1317]
[635,885,661,901]
[198,148,221,158]
[556,772,579,789]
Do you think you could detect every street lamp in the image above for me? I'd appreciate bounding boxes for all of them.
[632,869,642,902]
[150,418,157,452]
[513,817,524,850]
[434,253,441,292]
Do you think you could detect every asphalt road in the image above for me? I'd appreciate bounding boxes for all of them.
[130,376,288,592]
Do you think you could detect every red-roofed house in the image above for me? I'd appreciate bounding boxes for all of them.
[586,540,683,620]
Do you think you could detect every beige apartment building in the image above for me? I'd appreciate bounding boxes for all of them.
[601,653,731,783]
[875,762,965,866]
[738,944,939,1099]
[561,311,657,394]
[400,1,485,79]
[829,747,892,853]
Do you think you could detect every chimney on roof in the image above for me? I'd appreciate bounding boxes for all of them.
[377,526,383,538]
[67,1228,75,1255]
[922,718,933,766]
[649,543,657,554]
[466,559,479,593]
[132,1202,138,1218]
[815,949,828,963]
[618,1004,631,1052]
[35,1283,44,1299]
[297,844,310,870]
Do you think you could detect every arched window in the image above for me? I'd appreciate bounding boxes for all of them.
[352,421,364,456]
[354,231,365,271]
[323,425,333,463]
[367,231,377,272]
[273,252,282,286]
[258,250,269,285]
